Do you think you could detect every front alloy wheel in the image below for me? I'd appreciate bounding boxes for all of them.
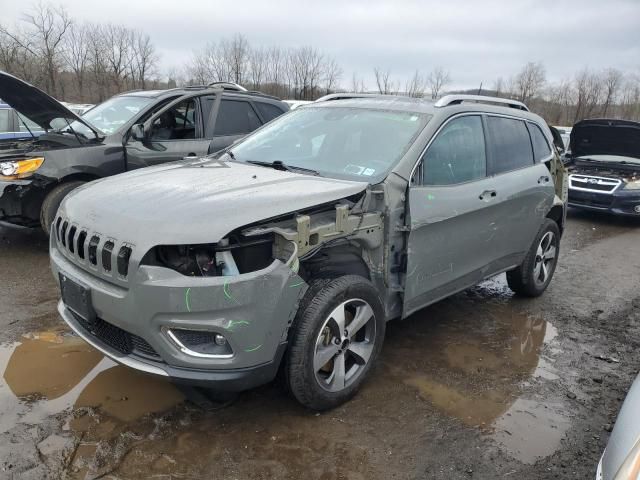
[285,275,385,410]
[314,299,376,392]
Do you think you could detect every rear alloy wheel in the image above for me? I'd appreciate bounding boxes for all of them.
[507,219,560,297]
[285,275,385,410]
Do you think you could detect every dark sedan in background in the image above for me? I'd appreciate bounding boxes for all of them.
[566,119,640,216]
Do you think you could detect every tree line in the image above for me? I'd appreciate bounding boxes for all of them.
[1,2,639,125]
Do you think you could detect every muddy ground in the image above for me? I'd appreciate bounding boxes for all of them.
[0,209,639,479]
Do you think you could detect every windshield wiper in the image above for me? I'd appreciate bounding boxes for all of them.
[245,160,319,176]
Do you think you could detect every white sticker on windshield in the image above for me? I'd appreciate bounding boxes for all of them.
[362,168,375,176]
[345,164,376,176]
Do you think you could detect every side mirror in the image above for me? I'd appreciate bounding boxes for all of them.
[131,123,146,142]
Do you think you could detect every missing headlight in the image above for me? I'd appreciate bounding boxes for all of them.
[142,233,275,277]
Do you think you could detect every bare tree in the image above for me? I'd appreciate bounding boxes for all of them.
[62,22,90,99]
[602,68,623,117]
[222,33,249,85]
[573,68,605,122]
[323,57,342,94]
[350,72,366,93]
[405,70,426,98]
[514,61,546,104]
[428,66,451,99]
[492,77,505,97]
[131,32,157,89]
[1,2,71,96]
[248,46,267,90]
[373,67,395,94]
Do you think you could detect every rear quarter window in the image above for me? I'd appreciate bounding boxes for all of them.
[528,123,552,161]
[486,116,534,174]
[215,100,261,136]
[255,102,285,123]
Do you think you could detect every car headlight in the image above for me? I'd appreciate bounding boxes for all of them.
[614,436,640,479]
[0,157,45,180]
[625,179,640,190]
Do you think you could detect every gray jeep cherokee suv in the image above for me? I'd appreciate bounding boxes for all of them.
[50,94,567,410]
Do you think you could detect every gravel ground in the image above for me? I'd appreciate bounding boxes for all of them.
[0,208,638,479]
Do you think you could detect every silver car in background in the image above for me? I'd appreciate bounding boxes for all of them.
[597,373,640,479]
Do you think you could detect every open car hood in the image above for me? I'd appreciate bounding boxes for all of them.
[0,71,101,136]
[570,119,640,160]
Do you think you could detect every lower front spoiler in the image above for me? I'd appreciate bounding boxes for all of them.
[58,300,287,392]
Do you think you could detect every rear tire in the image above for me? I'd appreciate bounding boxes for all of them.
[507,219,560,297]
[285,275,385,410]
[40,181,86,235]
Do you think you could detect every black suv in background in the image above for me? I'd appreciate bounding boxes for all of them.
[0,72,288,233]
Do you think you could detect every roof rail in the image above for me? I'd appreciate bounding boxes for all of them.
[207,81,248,92]
[315,93,386,102]
[434,94,529,112]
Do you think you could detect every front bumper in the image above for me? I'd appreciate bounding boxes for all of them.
[0,179,40,225]
[51,234,307,391]
[568,187,640,217]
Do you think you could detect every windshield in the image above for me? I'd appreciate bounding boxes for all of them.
[66,95,153,136]
[230,106,431,182]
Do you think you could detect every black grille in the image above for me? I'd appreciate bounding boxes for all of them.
[55,216,133,279]
[569,191,613,209]
[72,312,162,361]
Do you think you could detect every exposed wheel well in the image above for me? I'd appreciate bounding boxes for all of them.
[546,205,564,234]
[300,244,371,281]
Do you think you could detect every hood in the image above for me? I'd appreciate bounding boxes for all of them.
[570,119,640,160]
[59,159,368,247]
[0,71,101,136]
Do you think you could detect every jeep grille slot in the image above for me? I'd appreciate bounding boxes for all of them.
[61,221,68,247]
[102,241,114,272]
[68,226,77,253]
[55,217,62,242]
[117,246,132,277]
[88,235,100,265]
[77,231,87,259]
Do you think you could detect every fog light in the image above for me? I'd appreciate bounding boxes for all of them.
[164,328,233,358]
[634,205,640,213]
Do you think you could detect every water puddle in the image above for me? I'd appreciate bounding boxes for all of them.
[0,330,184,434]
[384,285,568,463]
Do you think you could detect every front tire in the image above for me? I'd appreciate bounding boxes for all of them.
[507,219,561,297]
[285,275,386,410]
[40,181,86,235]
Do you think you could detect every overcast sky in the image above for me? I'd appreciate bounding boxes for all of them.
[3,0,640,90]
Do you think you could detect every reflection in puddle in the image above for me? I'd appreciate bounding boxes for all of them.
[0,330,184,434]
[493,399,570,464]
[384,290,567,464]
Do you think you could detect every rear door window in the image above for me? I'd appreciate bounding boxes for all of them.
[214,100,261,136]
[527,123,552,161]
[420,115,487,186]
[486,116,534,174]
[255,102,285,123]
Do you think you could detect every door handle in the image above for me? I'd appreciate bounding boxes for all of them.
[479,190,497,201]
[538,175,550,184]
